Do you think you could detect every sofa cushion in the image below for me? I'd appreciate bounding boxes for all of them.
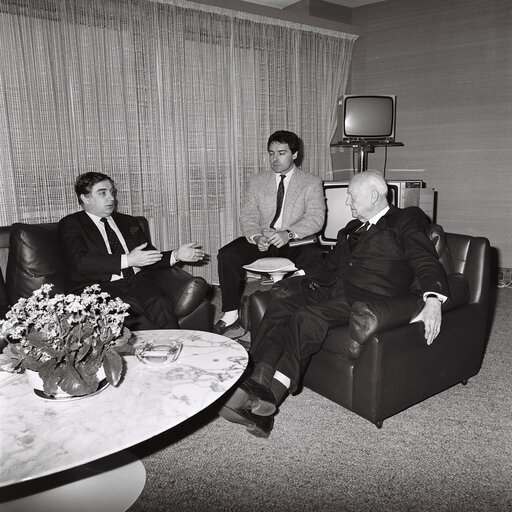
[6,223,66,303]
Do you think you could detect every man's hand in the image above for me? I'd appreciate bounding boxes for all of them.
[127,243,163,267]
[267,230,288,248]
[415,297,443,345]
[176,242,205,262]
[254,235,270,252]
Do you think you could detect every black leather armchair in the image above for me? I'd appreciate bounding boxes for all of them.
[0,218,213,331]
[248,226,491,427]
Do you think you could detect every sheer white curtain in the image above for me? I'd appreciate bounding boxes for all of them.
[0,0,357,283]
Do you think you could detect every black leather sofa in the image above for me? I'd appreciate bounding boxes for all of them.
[248,226,491,427]
[0,218,212,331]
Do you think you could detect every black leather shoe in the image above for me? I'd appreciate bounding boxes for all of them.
[219,404,274,438]
[223,378,276,416]
[213,319,241,335]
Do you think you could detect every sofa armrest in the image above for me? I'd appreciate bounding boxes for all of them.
[349,271,470,346]
[145,266,210,318]
[349,295,424,345]
[447,273,470,308]
[270,275,307,297]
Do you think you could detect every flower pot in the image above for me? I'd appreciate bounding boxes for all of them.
[26,368,109,401]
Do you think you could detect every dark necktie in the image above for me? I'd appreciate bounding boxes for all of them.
[349,221,370,247]
[269,174,286,229]
[100,217,136,283]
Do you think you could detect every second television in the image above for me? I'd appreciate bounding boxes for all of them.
[319,180,426,246]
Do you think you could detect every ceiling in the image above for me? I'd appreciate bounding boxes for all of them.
[242,0,386,9]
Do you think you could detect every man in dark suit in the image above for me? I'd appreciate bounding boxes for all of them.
[58,172,205,330]
[214,131,325,335]
[219,170,449,437]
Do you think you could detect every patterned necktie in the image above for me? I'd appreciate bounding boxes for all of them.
[100,217,136,283]
[269,174,286,229]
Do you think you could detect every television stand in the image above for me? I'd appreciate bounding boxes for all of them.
[332,141,404,173]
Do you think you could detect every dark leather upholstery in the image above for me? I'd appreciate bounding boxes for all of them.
[249,225,491,426]
[1,218,213,331]
[0,226,10,318]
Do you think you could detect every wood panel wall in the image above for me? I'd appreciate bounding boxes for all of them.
[347,0,512,268]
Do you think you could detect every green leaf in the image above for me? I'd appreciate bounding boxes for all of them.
[116,341,135,355]
[102,348,124,387]
[110,327,132,350]
[26,329,62,358]
[81,324,95,338]
[58,364,94,396]
[26,329,48,344]
[80,355,101,375]
[38,359,57,381]
[76,338,93,362]
[39,359,60,396]
[23,355,45,372]
[76,363,100,392]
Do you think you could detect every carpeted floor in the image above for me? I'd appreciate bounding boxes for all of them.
[128,285,512,512]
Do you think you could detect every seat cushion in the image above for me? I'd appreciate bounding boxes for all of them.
[6,223,66,303]
[243,257,297,273]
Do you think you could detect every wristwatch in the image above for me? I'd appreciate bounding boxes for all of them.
[286,230,294,240]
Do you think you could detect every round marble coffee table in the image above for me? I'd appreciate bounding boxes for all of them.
[0,330,248,510]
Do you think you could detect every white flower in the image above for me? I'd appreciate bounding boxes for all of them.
[0,284,130,367]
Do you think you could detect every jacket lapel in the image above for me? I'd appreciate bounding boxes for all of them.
[79,211,108,253]
[112,212,137,251]
[281,170,301,226]
[351,207,396,249]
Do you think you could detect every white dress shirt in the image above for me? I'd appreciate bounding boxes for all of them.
[85,212,177,281]
[272,167,294,231]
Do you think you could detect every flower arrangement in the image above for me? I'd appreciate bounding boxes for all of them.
[0,284,132,397]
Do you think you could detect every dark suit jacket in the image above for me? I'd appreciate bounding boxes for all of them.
[306,205,449,304]
[58,211,172,292]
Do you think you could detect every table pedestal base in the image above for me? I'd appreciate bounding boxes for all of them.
[0,451,146,512]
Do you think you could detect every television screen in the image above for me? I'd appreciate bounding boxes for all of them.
[321,183,354,243]
[341,95,396,142]
[319,181,398,246]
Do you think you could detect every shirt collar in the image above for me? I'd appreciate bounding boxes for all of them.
[368,205,390,226]
[85,210,110,224]
[276,166,295,182]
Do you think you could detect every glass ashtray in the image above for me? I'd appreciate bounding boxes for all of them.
[135,340,183,365]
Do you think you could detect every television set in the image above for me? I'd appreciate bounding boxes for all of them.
[340,95,397,143]
[319,180,426,246]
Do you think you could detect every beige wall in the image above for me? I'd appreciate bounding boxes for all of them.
[348,0,512,268]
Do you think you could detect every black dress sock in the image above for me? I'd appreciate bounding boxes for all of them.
[271,378,288,405]
[250,362,274,388]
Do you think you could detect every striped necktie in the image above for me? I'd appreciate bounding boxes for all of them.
[269,174,286,229]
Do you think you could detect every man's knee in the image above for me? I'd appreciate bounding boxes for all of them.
[218,237,246,264]
[141,293,178,328]
[290,307,330,338]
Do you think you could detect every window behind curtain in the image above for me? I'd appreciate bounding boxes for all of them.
[0,0,357,283]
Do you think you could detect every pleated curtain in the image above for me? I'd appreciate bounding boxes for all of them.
[0,0,357,283]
